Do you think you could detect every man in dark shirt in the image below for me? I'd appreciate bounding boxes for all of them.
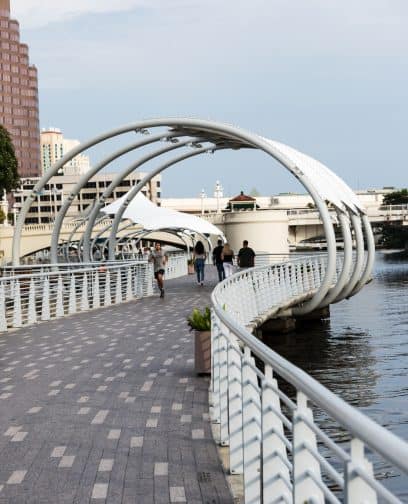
[212,239,225,281]
[237,240,255,268]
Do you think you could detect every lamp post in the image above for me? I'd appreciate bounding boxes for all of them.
[12,203,19,227]
[200,188,206,215]
[214,180,223,214]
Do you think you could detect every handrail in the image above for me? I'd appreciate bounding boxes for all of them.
[211,258,408,502]
[0,253,188,333]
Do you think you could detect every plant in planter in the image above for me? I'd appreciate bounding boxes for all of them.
[187,258,195,275]
[187,307,211,374]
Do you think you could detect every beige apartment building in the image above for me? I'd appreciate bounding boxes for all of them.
[40,127,91,176]
[12,172,161,225]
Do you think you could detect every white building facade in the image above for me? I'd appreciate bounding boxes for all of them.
[40,128,91,176]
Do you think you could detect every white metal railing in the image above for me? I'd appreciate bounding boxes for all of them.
[0,260,133,277]
[0,261,154,332]
[0,253,189,333]
[165,252,188,279]
[378,204,408,213]
[211,258,408,503]
[117,251,188,279]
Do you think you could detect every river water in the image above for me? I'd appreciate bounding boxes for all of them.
[266,252,408,498]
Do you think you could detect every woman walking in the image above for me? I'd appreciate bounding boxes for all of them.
[222,243,235,278]
[193,241,207,286]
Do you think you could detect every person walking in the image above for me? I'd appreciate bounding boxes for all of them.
[237,240,256,269]
[212,239,225,282]
[149,242,168,298]
[221,243,235,278]
[193,240,207,286]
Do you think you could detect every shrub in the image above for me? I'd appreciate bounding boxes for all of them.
[187,307,211,331]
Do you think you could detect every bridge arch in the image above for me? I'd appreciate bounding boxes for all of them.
[13,118,375,314]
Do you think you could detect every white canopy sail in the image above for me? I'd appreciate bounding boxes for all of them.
[101,191,224,237]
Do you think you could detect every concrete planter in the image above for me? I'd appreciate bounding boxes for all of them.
[194,330,211,375]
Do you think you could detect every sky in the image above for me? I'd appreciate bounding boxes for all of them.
[12,0,408,198]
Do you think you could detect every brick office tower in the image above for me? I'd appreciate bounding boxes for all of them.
[0,0,41,177]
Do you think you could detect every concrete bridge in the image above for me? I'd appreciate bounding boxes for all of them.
[1,203,404,263]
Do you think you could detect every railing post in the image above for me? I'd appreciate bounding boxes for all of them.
[93,271,100,309]
[126,267,132,301]
[147,264,154,296]
[104,270,111,306]
[242,346,261,504]
[12,280,22,328]
[80,272,89,311]
[262,364,291,502]
[68,275,77,314]
[346,439,377,503]
[293,391,324,503]
[28,278,37,324]
[210,316,221,424]
[134,265,142,298]
[219,329,229,446]
[0,284,6,332]
[41,277,50,321]
[227,337,243,473]
[56,275,64,318]
[115,269,122,303]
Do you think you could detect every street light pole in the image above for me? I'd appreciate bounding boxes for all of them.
[214,180,223,214]
[200,188,206,215]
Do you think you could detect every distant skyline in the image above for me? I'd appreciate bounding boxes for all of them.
[12,0,408,197]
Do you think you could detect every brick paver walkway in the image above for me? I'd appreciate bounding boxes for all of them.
[0,267,233,503]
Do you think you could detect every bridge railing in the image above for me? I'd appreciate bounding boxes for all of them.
[211,258,408,503]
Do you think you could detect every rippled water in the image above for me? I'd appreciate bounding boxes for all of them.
[266,252,408,497]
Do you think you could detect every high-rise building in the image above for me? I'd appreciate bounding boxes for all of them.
[0,0,41,177]
[40,128,91,176]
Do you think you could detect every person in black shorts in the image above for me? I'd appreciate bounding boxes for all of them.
[237,240,255,268]
[149,243,168,298]
[212,239,225,282]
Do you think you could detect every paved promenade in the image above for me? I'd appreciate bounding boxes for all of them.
[0,269,233,503]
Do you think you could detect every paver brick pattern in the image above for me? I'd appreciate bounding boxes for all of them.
[0,267,233,503]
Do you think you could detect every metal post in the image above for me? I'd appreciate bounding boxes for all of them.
[242,346,261,504]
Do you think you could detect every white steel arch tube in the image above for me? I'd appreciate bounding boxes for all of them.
[107,146,217,260]
[335,213,365,302]
[50,133,170,263]
[13,118,342,315]
[318,211,353,307]
[82,139,199,262]
[350,214,375,295]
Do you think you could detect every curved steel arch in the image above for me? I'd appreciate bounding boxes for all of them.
[50,132,176,264]
[107,145,221,260]
[81,137,206,262]
[13,118,375,315]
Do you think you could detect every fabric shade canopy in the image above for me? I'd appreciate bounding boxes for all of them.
[101,192,224,237]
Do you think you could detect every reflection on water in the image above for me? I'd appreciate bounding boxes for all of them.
[265,252,408,496]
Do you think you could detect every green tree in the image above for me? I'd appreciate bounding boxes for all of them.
[382,189,408,205]
[379,224,408,249]
[0,125,19,196]
[249,187,260,197]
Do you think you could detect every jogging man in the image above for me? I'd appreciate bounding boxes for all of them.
[149,243,168,298]
[237,240,256,268]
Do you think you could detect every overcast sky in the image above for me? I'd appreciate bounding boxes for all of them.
[12,0,408,197]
